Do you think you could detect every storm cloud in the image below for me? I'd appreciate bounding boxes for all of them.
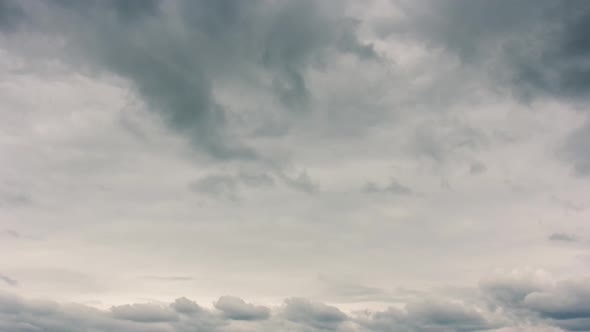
[384,0,590,174]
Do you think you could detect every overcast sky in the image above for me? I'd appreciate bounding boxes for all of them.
[1,1,590,331]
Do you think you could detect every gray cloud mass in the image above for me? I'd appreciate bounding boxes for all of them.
[213,296,270,321]
[0,0,374,162]
[3,274,590,331]
[1,1,590,331]
[387,0,590,175]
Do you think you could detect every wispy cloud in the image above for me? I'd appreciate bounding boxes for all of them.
[548,233,577,243]
[0,274,18,287]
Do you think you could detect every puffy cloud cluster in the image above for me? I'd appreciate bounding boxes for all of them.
[2,271,590,331]
[2,0,589,176]
[214,296,270,321]
[387,0,590,101]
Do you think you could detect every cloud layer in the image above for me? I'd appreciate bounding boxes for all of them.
[0,0,376,162]
[1,1,590,331]
[4,271,590,331]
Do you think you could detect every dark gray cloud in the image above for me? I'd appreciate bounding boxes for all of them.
[0,292,197,332]
[388,0,590,100]
[170,297,201,315]
[480,273,546,308]
[0,0,25,31]
[51,0,162,20]
[283,298,347,330]
[548,233,577,243]
[525,280,590,320]
[384,0,590,175]
[479,273,590,331]
[358,300,497,332]
[523,280,590,330]
[405,300,495,332]
[214,296,270,321]
[0,0,374,162]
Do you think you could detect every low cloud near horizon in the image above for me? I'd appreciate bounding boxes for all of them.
[0,269,587,331]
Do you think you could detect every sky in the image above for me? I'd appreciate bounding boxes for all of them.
[1,0,590,331]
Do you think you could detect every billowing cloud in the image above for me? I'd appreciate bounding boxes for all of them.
[170,297,201,315]
[3,273,589,332]
[357,300,497,332]
[283,298,347,330]
[0,0,374,162]
[480,269,553,308]
[214,296,270,321]
[387,0,590,100]
[479,270,590,331]
[382,0,590,174]
[525,280,590,321]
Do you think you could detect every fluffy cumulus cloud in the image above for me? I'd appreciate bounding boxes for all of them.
[524,280,590,330]
[213,296,270,321]
[2,0,590,331]
[283,298,348,330]
[3,273,590,332]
